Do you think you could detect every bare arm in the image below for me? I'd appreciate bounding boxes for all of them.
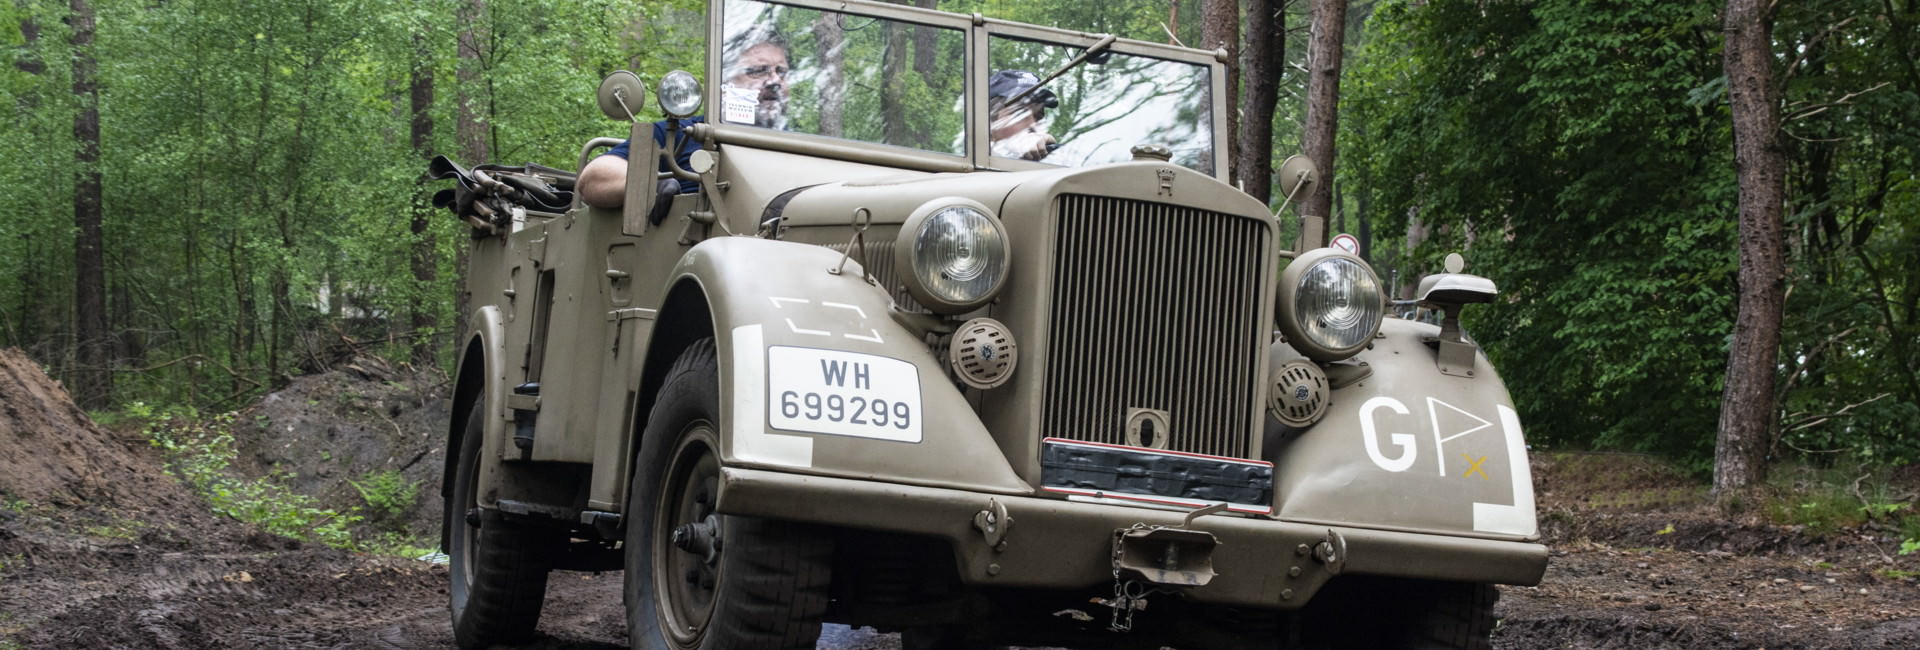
[577,154,629,208]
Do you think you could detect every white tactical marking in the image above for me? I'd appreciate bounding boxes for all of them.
[1426,397,1494,477]
[822,301,883,343]
[1472,405,1537,536]
[1359,396,1417,472]
[729,324,813,467]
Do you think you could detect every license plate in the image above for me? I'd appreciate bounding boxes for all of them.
[767,346,922,442]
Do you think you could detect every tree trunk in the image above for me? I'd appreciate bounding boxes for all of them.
[1713,0,1788,503]
[9,4,46,348]
[1201,0,1239,188]
[1238,0,1283,204]
[812,12,845,138]
[909,0,938,86]
[70,0,110,408]
[456,0,489,165]
[880,20,909,148]
[1168,1,1180,45]
[410,30,439,366]
[13,7,42,76]
[454,0,488,348]
[1301,0,1347,233]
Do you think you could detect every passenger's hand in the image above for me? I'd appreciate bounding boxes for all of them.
[993,131,1056,162]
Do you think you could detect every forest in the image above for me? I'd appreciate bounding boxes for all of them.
[1,0,1915,486]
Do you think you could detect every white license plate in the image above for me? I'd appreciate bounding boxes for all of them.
[767,346,922,442]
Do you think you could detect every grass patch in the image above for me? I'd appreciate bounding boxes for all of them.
[1764,464,1917,539]
[134,403,362,550]
[130,403,435,559]
[82,514,144,541]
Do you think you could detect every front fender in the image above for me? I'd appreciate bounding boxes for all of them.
[670,237,1031,496]
[1271,318,1539,541]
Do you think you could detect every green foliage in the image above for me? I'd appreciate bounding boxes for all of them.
[1347,0,1736,464]
[142,406,361,549]
[349,469,421,523]
[1346,0,1920,471]
[0,0,703,410]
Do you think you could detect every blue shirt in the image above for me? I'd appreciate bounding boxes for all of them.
[603,117,706,194]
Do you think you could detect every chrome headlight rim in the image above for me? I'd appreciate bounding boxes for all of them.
[893,198,1012,314]
[1277,248,1385,362]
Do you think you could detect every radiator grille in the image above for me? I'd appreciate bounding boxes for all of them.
[1041,194,1269,459]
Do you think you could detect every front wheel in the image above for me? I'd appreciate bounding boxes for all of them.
[625,338,833,650]
[1299,577,1499,650]
[447,399,561,649]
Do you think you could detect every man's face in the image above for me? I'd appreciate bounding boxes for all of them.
[989,102,1041,142]
[726,42,790,128]
[989,100,1055,161]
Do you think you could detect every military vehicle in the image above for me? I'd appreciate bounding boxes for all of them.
[434,0,1545,648]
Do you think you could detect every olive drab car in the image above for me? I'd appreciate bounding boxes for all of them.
[432,1,1546,648]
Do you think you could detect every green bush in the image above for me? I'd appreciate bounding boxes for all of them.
[349,470,421,524]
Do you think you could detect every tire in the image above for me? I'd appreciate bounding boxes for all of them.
[626,338,833,650]
[1400,580,1498,650]
[448,399,561,649]
[1299,577,1498,650]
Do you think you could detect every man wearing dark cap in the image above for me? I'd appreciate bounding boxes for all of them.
[987,69,1058,161]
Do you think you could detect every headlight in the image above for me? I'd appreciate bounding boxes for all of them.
[895,199,1011,314]
[1277,248,1383,361]
[657,70,702,118]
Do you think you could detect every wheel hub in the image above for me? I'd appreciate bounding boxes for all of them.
[671,514,724,565]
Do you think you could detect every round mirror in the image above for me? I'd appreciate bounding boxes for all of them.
[1276,155,1319,202]
[658,70,703,119]
[596,70,647,122]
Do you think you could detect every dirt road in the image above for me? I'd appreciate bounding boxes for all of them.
[7,521,1918,649]
[4,349,1919,648]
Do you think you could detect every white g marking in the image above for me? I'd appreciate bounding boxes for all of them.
[1360,396,1416,472]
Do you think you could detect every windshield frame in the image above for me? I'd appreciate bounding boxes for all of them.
[704,0,1229,181]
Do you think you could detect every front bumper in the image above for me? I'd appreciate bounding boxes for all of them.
[717,467,1547,609]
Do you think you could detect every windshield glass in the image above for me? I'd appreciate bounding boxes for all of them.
[990,35,1215,174]
[721,0,966,155]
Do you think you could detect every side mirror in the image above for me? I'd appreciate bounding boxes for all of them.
[598,70,648,122]
[597,71,661,234]
[1274,155,1322,253]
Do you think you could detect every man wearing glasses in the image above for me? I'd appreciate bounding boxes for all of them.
[578,28,790,209]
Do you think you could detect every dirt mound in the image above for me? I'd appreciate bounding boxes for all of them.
[231,356,450,540]
[0,347,194,513]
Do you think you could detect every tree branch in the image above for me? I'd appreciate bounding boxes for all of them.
[1785,82,1892,122]
[1780,392,1893,433]
[1778,16,1857,88]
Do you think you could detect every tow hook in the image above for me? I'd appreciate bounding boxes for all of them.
[972,498,1013,551]
[1096,503,1227,632]
[1112,503,1225,587]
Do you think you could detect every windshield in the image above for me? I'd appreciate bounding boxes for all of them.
[721,0,966,155]
[715,0,1217,175]
[989,36,1214,174]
